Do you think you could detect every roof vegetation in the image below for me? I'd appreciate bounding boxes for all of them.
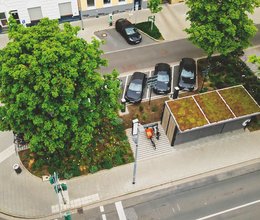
[218,86,260,117]
[168,97,208,131]
[194,91,234,123]
[167,86,260,132]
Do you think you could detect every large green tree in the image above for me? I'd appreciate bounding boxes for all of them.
[0,16,121,156]
[185,0,260,57]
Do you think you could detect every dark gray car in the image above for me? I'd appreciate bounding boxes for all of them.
[178,58,196,91]
[125,72,147,103]
[115,18,142,45]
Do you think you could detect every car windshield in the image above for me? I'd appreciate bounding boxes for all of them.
[181,69,194,79]
[125,27,136,35]
[129,81,142,92]
[157,71,169,82]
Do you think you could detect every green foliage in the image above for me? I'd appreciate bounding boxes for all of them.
[151,105,158,112]
[139,105,144,112]
[0,17,121,157]
[198,56,260,104]
[148,0,162,14]
[135,21,162,40]
[248,54,260,78]
[89,165,99,174]
[185,0,260,57]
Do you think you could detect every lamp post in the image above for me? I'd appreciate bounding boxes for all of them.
[132,119,144,184]
[78,1,84,30]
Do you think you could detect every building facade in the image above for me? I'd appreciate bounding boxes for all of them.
[0,0,79,27]
[77,0,147,18]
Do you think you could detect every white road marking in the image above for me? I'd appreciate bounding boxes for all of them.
[0,144,15,164]
[102,214,107,220]
[115,201,127,220]
[146,70,152,99]
[177,203,180,211]
[100,205,104,212]
[196,199,260,220]
[172,207,175,213]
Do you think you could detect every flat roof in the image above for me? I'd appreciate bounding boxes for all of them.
[166,85,260,132]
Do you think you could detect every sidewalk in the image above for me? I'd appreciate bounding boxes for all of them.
[1,129,260,219]
[1,4,260,49]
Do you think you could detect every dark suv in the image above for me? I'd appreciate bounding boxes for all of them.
[115,18,142,45]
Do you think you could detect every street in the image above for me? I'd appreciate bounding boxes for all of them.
[100,24,260,74]
[71,170,260,220]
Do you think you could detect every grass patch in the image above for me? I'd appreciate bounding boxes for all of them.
[135,21,163,40]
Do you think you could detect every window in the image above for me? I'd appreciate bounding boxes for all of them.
[0,12,7,26]
[10,10,20,24]
[87,0,95,7]
[103,0,111,4]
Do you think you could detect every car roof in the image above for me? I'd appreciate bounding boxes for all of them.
[181,58,195,64]
[117,18,132,26]
[155,63,170,71]
[131,72,146,80]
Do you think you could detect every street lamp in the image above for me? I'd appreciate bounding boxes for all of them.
[132,119,144,184]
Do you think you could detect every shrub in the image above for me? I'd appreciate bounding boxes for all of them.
[139,105,144,112]
[151,105,158,112]
[89,165,99,174]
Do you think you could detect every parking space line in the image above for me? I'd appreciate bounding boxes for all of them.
[115,201,127,220]
[146,70,152,99]
[102,214,107,220]
[122,75,129,99]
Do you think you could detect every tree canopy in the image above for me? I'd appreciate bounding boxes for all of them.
[0,16,121,155]
[185,0,260,57]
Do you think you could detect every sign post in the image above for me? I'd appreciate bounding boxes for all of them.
[147,76,157,105]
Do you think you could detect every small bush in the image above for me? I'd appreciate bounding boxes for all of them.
[139,105,144,112]
[89,165,99,174]
[151,105,158,112]
[142,113,148,121]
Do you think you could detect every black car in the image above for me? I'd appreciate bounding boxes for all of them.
[125,72,146,103]
[178,58,196,91]
[153,63,171,94]
[115,18,142,45]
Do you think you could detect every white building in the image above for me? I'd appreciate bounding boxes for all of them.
[0,0,79,27]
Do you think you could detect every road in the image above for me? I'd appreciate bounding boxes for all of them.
[71,170,260,220]
[100,24,260,74]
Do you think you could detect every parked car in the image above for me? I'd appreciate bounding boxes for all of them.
[115,18,142,45]
[125,72,147,103]
[153,63,172,94]
[178,58,196,91]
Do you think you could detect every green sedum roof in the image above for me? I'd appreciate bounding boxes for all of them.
[166,85,260,132]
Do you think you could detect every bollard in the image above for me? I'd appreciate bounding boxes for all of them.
[171,86,180,99]
[121,98,126,112]
[13,163,22,174]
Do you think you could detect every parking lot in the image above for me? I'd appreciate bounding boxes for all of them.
[119,64,182,104]
[94,29,156,53]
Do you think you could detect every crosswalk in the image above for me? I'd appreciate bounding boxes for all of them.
[0,144,15,164]
[126,122,174,160]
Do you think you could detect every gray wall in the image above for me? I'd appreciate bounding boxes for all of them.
[172,117,252,146]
